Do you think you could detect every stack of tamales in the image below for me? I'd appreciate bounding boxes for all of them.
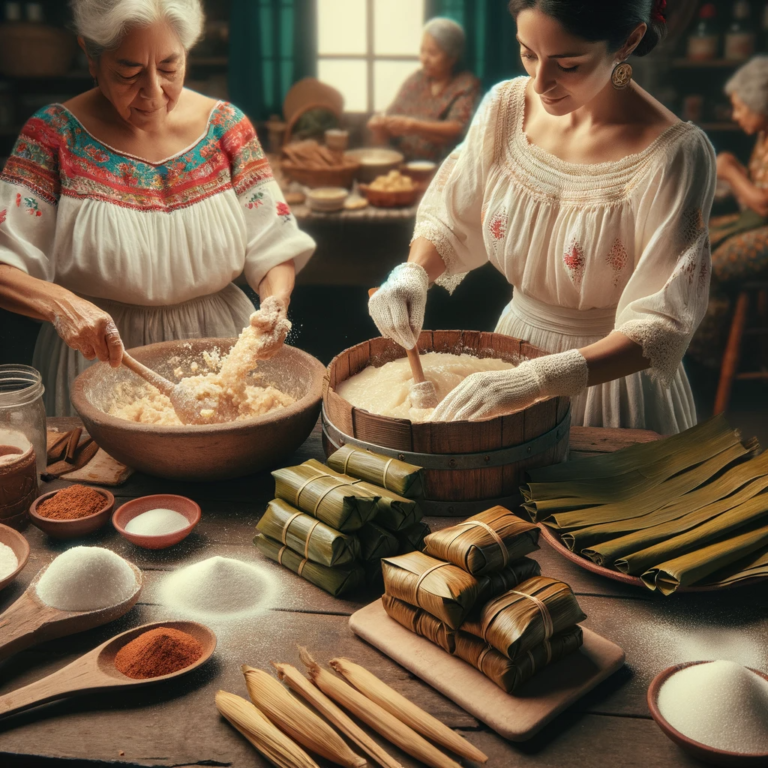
[522,414,768,594]
[380,507,587,693]
[254,448,431,596]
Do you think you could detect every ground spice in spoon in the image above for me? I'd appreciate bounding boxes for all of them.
[37,484,105,520]
[115,627,204,679]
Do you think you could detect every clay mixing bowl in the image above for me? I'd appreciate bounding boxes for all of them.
[29,488,114,540]
[71,338,325,481]
[113,494,201,550]
[0,523,29,591]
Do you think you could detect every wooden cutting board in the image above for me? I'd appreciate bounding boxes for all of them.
[349,599,625,742]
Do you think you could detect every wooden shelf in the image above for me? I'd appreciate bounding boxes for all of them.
[672,58,745,68]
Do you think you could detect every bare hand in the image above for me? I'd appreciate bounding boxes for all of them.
[384,116,416,137]
[52,297,124,368]
[367,114,386,129]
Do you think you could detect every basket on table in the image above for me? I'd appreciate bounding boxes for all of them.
[0,24,77,77]
[359,184,419,208]
[282,160,360,190]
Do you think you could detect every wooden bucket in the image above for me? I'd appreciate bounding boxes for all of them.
[322,331,570,516]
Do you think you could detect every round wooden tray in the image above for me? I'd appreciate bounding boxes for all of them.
[538,525,768,594]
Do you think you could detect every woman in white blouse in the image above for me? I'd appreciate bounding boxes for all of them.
[0,0,315,415]
[370,0,715,434]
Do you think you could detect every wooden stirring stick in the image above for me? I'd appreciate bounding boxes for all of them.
[121,353,175,398]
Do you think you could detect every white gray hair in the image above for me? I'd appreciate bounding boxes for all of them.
[71,0,204,58]
[423,17,466,64]
[726,56,768,117]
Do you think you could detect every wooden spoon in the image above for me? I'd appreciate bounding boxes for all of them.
[0,620,216,719]
[0,561,142,663]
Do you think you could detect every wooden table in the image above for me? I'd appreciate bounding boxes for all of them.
[2,421,766,768]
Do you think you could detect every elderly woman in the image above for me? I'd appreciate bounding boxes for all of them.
[689,56,768,368]
[0,0,315,415]
[367,18,481,162]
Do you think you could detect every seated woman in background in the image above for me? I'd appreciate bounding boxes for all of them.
[367,17,481,162]
[689,56,768,368]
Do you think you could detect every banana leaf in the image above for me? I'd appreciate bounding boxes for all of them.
[477,557,542,603]
[357,522,399,561]
[396,521,431,554]
[381,594,456,653]
[327,444,424,498]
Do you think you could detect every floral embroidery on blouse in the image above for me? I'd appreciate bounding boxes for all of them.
[1,102,273,214]
[276,201,292,222]
[677,208,705,253]
[563,238,586,286]
[246,190,266,209]
[0,209,6,225]
[15,192,41,217]
[606,239,629,286]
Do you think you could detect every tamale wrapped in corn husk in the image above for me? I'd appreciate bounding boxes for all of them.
[303,459,422,531]
[381,594,456,653]
[381,551,480,629]
[272,464,379,532]
[454,625,583,693]
[254,533,365,597]
[396,521,431,554]
[476,557,542,603]
[327,445,424,498]
[422,507,540,576]
[462,576,586,660]
[358,522,400,561]
[256,499,361,568]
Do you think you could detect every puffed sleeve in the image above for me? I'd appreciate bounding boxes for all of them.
[615,128,717,386]
[412,83,501,293]
[0,109,61,280]
[222,105,315,289]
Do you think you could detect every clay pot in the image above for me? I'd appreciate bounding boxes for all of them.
[0,440,37,530]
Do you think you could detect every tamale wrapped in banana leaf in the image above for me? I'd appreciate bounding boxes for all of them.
[327,445,425,498]
[462,576,586,660]
[454,625,584,693]
[422,507,540,576]
[256,499,361,568]
[303,459,422,531]
[381,551,480,629]
[381,594,455,653]
[701,546,768,587]
[272,464,379,532]
[357,522,400,561]
[396,521,431,555]
[254,533,365,597]
[365,559,384,589]
[477,557,542,603]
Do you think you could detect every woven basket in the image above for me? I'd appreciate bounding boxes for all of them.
[282,160,360,189]
[0,24,77,78]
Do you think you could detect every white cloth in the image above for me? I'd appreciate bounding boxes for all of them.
[413,77,716,434]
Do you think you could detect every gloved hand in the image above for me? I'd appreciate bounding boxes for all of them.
[368,262,429,349]
[430,349,589,422]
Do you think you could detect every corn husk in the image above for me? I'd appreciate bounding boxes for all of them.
[299,648,462,768]
[272,464,379,532]
[422,507,539,576]
[241,665,365,768]
[396,521,431,554]
[381,594,456,653]
[357,522,400,561]
[454,625,584,694]
[255,533,365,597]
[327,445,424,498]
[303,459,422,531]
[381,551,480,629]
[476,557,542,603]
[257,499,361,568]
[273,662,404,768]
[215,690,319,768]
[462,576,586,661]
[329,657,488,764]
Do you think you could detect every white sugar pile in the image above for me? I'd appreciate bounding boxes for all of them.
[125,508,190,536]
[0,542,18,579]
[658,660,768,754]
[36,547,138,612]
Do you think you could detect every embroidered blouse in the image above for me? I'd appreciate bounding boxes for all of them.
[386,69,481,161]
[414,77,717,386]
[0,100,315,307]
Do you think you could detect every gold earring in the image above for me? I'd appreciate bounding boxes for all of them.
[611,61,633,90]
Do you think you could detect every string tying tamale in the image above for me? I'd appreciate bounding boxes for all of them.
[272,464,379,532]
[358,522,399,561]
[396,521,431,555]
[454,625,583,694]
[462,576,586,660]
[327,445,424,498]
[381,551,480,629]
[256,499,361,568]
[303,459,422,531]
[381,594,456,653]
[476,557,542,603]
[422,507,540,576]
[254,533,365,597]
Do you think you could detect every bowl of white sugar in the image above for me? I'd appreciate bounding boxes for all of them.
[113,495,201,550]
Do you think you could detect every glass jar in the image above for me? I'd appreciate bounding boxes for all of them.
[0,365,47,477]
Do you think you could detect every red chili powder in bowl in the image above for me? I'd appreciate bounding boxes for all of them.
[37,485,106,520]
[115,627,204,679]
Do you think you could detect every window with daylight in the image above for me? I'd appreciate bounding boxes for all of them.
[317,0,426,113]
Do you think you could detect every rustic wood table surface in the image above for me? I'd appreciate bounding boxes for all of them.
[1,419,766,768]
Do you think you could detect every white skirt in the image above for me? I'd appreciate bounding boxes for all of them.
[33,283,255,417]
[495,292,697,435]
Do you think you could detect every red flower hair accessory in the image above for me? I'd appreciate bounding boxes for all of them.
[651,0,667,23]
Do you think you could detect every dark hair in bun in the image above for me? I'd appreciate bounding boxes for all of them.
[507,0,667,57]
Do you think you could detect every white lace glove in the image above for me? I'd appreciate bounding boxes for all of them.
[368,262,429,349]
[430,349,589,422]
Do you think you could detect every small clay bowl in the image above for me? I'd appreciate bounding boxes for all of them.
[0,522,30,590]
[29,488,115,540]
[113,494,201,550]
[647,661,768,767]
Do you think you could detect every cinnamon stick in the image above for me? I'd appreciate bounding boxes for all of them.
[65,427,83,462]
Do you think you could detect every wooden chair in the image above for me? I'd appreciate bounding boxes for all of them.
[714,281,768,414]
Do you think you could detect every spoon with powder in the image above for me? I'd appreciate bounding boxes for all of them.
[0,546,142,662]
